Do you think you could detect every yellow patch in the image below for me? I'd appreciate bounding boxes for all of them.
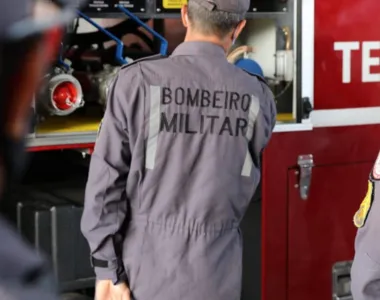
[354,180,374,228]
[163,0,187,9]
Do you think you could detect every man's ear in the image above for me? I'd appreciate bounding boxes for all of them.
[181,5,189,28]
[232,20,247,41]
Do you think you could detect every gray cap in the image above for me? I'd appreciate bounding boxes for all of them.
[192,0,250,14]
[0,0,30,38]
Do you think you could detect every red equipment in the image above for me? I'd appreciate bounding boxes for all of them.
[43,73,84,116]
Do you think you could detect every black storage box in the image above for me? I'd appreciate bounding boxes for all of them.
[10,187,95,292]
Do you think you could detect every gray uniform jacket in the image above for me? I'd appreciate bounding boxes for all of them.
[81,41,277,300]
[352,157,380,299]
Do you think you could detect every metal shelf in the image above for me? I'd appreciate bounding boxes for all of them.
[83,11,289,19]
[79,0,291,19]
[27,132,97,149]
[82,11,289,19]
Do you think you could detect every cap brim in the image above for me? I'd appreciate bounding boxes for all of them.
[3,0,87,41]
[5,9,75,41]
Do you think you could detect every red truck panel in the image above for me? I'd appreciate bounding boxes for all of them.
[315,0,380,110]
[262,124,380,300]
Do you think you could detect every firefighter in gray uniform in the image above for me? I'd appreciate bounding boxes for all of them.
[81,0,277,299]
[351,153,380,299]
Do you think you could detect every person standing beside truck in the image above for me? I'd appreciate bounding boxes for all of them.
[81,1,277,299]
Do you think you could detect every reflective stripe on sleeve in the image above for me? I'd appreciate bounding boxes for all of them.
[145,85,161,170]
[241,95,260,176]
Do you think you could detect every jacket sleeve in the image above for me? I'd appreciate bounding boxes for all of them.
[81,70,136,283]
[0,217,58,299]
[351,179,380,299]
[249,81,277,167]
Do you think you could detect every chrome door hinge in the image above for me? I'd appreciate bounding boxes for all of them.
[332,261,353,300]
[297,154,314,200]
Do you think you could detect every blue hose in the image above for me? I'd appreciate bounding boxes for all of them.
[235,58,264,77]
[77,11,127,65]
[117,5,168,56]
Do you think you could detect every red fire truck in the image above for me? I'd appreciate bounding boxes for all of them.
[8,0,372,299]
[261,0,380,299]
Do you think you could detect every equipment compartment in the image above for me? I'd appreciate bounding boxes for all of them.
[156,0,290,14]
[249,0,289,13]
[5,152,94,292]
[81,0,146,13]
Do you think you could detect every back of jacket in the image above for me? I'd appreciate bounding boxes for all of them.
[127,41,276,225]
[82,41,276,300]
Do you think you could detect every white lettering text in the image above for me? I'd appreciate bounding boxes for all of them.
[362,41,380,82]
[334,41,380,83]
[333,41,360,83]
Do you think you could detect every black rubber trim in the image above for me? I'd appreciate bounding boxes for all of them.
[90,257,109,268]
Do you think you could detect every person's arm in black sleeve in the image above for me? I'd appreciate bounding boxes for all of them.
[250,80,277,167]
[81,69,136,284]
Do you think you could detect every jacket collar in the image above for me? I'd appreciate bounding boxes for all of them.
[171,41,226,58]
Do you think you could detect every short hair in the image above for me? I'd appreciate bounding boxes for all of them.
[187,0,245,38]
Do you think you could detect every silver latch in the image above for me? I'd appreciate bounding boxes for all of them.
[332,261,353,300]
[297,154,314,200]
